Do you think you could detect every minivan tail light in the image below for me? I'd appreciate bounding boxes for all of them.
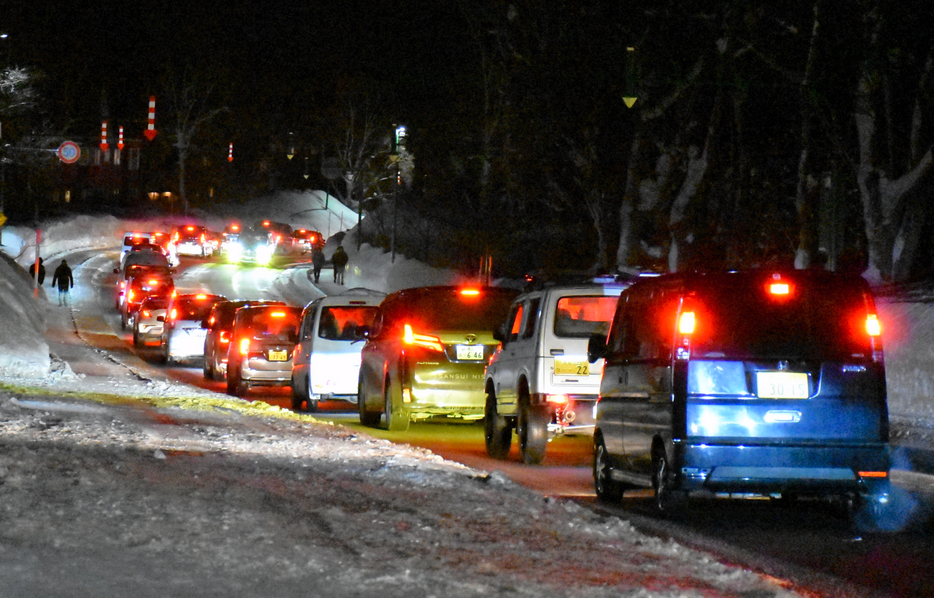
[403,324,444,352]
[769,282,790,296]
[239,338,251,355]
[219,331,230,345]
[866,314,881,337]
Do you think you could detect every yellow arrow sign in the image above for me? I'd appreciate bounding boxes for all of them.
[0,211,7,228]
[623,96,638,108]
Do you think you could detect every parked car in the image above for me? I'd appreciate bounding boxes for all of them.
[159,293,227,365]
[121,273,175,330]
[226,305,303,397]
[291,228,323,254]
[202,298,286,381]
[484,278,630,464]
[291,288,385,412]
[119,231,152,265]
[115,264,171,310]
[587,270,891,528]
[173,224,212,258]
[357,286,519,431]
[133,295,170,348]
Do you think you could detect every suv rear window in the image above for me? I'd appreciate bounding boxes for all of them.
[319,306,378,340]
[381,288,516,332]
[241,308,302,341]
[689,277,875,360]
[553,296,619,338]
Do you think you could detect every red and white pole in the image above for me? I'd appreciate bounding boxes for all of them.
[144,96,158,141]
[99,121,109,152]
[228,143,234,162]
[117,126,125,151]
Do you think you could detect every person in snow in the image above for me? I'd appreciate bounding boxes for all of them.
[331,245,348,285]
[51,259,74,306]
[28,257,46,285]
[311,246,326,284]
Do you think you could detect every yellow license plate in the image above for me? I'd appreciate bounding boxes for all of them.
[756,372,809,398]
[268,350,288,362]
[456,344,485,360]
[554,358,589,376]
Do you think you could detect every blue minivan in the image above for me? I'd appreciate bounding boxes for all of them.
[588,270,891,525]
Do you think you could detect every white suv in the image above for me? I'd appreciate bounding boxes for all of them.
[484,279,629,464]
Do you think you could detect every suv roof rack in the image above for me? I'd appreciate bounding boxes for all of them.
[521,270,651,292]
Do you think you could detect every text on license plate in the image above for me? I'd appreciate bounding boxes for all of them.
[455,344,485,360]
[268,350,288,362]
[554,358,589,376]
[756,372,809,399]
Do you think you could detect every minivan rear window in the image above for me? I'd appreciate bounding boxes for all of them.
[319,306,378,341]
[553,296,619,338]
[688,277,875,360]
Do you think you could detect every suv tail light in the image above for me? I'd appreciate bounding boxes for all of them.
[239,337,251,355]
[678,311,696,334]
[219,331,230,345]
[403,324,444,352]
[866,314,881,337]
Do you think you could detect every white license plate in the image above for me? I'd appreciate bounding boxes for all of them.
[268,350,288,362]
[456,344,485,360]
[756,372,809,399]
[554,358,589,376]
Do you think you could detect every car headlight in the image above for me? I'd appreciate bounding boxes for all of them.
[226,242,244,261]
[256,244,273,265]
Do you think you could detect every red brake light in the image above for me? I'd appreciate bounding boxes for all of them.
[196,294,207,300]
[170,308,178,320]
[679,311,696,335]
[187,225,195,231]
[769,282,790,296]
[127,290,135,302]
[866,314,881,337]
[460,288,480,297]
[239,337,251,355]
[219,331,230,344]
[141,310,151,318]
[271,311,286,318]
[403,324,444,352]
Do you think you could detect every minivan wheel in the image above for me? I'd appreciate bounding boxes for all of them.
[593,435,623,503]
[383,379,408,432]
[484,391,512,460]
[517,400,548,465]
[290,384,306,411]
[652,448,686,514]
[358,377,381,427]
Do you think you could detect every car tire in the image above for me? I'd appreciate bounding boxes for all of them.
[517,398,548,465]
[358,376,380,427]
[290,383,306,411]
[484,390,512,460]
[121,311,129,331]
[226,366,241,396]
[133,330,141,348]
[593,434,624,504]
[652,446,686,514]
[203,352,214,379]
[383,378,408,432]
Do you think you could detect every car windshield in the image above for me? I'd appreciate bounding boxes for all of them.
[382,289,517,332]
[318,306,378,341]
[242,308,301,341]
[689,277,875,360]
[553,295,619,338]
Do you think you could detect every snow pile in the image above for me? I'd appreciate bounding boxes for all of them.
[0,252,49,377]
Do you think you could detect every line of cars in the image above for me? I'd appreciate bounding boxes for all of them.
[116,250,893,526]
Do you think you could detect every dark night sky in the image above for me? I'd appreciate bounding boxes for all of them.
[2,0,464,138]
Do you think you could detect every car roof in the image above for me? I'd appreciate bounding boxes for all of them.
[310,288,386,308]
[623,269,872,294]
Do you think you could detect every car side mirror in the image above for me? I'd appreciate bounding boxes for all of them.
[493,327,506,344]
[201,319,211,329]
[587,333,607,364]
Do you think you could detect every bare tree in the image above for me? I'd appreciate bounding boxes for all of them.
[167,68,227,216]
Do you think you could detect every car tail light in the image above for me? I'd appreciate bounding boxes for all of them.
[169,308,177,321]
[678,311,696,334]
[403,324,444,352]
[141,310,151,318]
[866,314,881,337]
[769,282,790,296]
[271,311,286,318]
[858,470,888,478]
[196,293,207,300]
[127,289,135,302]
[460,288,480,297]
[219,331,230,345]
[239,337,251,355]
[200,233,206,244]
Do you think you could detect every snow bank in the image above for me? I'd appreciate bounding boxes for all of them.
[878,299,934,424]
[0,252,49,377]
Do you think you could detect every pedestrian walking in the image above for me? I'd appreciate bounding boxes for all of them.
[311,246,326,284]
[331,245,348,285]
[51,259,74,306]
[28,257,46,285]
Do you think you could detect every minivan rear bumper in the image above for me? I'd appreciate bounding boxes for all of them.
[678,441,890,495]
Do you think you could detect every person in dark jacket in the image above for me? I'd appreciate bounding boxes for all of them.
[311,247,326,284]
[331,245,348,285]
[51,259,74,306]
[28,257,46,285]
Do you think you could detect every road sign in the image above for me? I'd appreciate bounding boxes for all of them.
[0,211,7,228]
[57,141,81,164]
